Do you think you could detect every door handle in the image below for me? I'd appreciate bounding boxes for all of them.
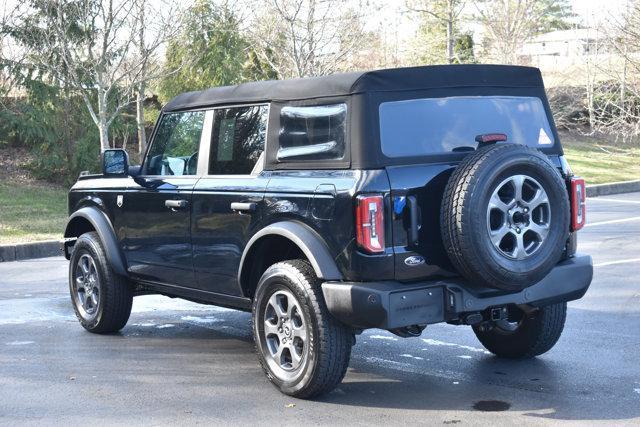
[231,202,256,212]
[165,199,189,210]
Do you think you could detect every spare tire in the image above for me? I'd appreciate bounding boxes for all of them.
[441,143,569,291]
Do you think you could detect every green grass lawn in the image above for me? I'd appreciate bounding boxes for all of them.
[0,180,68,244]
[562,138,640,185]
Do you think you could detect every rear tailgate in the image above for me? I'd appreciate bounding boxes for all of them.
[379,96,564,282]
[385,163,458,281]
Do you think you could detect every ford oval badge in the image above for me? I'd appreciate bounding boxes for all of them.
[404,255,425,266]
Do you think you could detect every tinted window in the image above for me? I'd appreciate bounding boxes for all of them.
[209,105,268,175]
[278,104,346,161]
[145,111,205,175]
[379,96,555,157]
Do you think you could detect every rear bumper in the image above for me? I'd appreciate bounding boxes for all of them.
[321,254,593,330]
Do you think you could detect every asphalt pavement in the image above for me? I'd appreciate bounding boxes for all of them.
[1,194,639,426]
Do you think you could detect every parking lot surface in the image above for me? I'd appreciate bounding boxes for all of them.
[1,194,639,426]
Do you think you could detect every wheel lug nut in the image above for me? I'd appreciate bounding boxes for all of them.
[516,227,521,233]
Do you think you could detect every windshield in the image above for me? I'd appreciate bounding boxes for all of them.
[379,96,555,158]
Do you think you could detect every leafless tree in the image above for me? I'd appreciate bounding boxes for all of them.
[132,0,181,157]
[135,0,148,157]
[11,0,180,152]
[406,0,466,64]
[474,0,544,64]
[603,0,640,140]
[247,0,370,78]
[0,3,23,103]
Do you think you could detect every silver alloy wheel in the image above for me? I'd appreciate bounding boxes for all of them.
[262,289,308,380]
[73,253,101,319]
[486,174,551,260]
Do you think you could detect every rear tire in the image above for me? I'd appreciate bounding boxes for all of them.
[252,259,352,398]
[69,232,133,334]
[473,303,567,358]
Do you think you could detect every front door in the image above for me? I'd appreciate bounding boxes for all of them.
[191,105,270,296]
[123,109,209,287]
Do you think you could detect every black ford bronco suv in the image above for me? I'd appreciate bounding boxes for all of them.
[64,64,592,398]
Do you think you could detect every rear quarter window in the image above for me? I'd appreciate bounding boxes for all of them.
[278,103,347,161]
[379,96,555,158]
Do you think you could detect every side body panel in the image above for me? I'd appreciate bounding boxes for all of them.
[121,176,198,287]
[66,177,136,276]
[191,174,270,296]
[262,169,395,282]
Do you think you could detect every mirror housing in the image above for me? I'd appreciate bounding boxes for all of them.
[102,149,129,176]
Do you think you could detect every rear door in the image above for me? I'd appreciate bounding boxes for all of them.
[191,105,270,296]
[122,110,211,287]
[379,95,559,281]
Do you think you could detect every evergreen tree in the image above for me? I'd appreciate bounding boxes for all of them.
[536,0,578,34]
[158,0,276,102]
[453,33,476,64]
[409,0,471,65]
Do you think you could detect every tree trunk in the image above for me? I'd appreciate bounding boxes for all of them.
[99,122,109,151]
[136,0,147,157]
[136,82,146,157]
[97,91,110,151]
[447,0,454,64]
[620,44,628,114]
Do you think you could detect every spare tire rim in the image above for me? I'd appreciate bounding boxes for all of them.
[72,253,101,319]
[262,289,308,380]
[486,174,551,260]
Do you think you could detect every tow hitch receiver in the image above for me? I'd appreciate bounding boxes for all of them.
[490,307,508,322]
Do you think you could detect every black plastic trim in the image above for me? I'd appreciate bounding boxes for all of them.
[64,207,128,277]
[136,280,252,311]
[322,254,593,330]
[238,221,343,288]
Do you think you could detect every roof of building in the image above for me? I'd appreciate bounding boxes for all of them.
[163,64,544,112]
[529,28,607,43]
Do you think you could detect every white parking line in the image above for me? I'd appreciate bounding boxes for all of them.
[585,216,640,227]
[588,198,640,205]
[594,258,640,267]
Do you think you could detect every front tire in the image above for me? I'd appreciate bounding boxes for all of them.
[252,260,352,398]
[473,302,567,358]
[69,232,133,334]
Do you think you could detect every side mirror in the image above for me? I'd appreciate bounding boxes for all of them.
[102,149,129,176]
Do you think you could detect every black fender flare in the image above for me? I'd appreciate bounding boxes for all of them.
[238,221,343,288]
[64,207,128,277]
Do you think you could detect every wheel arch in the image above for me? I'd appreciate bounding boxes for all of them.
[238,221,343,298]
[64,207,128,277]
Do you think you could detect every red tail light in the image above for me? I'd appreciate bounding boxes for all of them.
[356,194,385,253]
[570,177,586,231]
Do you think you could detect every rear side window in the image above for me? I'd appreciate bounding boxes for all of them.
[379,96,555,158]
[145,111,205,175]
[278,103,347,161]
[209,105,268,175]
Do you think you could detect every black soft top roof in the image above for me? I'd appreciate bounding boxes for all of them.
[163,64,544,112]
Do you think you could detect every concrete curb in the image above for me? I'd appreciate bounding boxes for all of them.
[0,240,62,262]
[586,180,640,198]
